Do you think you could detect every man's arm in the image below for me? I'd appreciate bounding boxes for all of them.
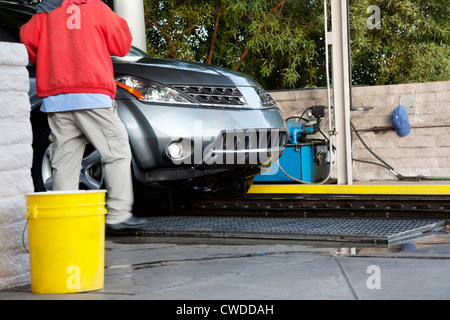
[20,14,41,65]
[102,8,133,57]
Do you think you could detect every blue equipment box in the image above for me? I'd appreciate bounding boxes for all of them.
[255,143,330,183]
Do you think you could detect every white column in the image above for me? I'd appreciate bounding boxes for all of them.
[113,0,147,52]
[0,42,33,289]
[331,0,353,185]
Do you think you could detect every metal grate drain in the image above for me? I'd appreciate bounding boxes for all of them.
[142,216,446,244]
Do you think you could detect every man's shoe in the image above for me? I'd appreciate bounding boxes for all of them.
[106,216,149,234]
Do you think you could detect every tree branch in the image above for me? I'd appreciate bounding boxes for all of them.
[148,18,176,58]
[167,21,201,59]
[235,47,248,71]
[208,1,224,65]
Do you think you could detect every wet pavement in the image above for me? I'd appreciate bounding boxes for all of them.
[1,227,449,301]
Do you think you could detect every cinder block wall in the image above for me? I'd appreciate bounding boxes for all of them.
[270,81,450,182]
[0,42,33,289]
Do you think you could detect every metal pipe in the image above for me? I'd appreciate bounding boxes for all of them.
[352,124,450,133]
[275,0,336,186]
[324,0,332,136]
[319,0,334,185]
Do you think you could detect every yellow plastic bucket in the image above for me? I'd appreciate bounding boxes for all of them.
[25,190,107,294]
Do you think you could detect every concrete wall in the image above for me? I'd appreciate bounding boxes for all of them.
[0,42,33,289]
[270,81,450,182]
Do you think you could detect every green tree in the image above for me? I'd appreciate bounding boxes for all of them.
[144,0,324,89]
[350,0,450,85]
[24,0,450,89]
[145,0,449,89]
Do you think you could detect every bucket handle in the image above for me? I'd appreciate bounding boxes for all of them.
[22,205,38,254]
[22,216,30,254]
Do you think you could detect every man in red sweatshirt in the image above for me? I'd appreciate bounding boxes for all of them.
[21,0,148,233]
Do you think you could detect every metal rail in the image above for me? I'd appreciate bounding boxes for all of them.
[164,192,450,219]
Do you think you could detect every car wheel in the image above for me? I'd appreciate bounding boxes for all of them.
[31,128,104,192]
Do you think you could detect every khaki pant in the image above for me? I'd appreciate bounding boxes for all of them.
[47,105,133,224]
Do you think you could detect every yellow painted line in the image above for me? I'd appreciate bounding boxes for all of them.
[248,184,450,195]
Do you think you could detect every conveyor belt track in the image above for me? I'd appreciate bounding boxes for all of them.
[169,193,450,219]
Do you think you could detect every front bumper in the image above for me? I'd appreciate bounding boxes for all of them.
[116,94,287,183]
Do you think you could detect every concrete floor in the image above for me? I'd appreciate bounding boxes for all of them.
[1,228,449,301]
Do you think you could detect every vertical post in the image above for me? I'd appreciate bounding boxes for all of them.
[113,0,147,52]
[331,0,353,185]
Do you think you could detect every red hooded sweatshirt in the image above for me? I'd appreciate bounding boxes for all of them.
[20,1,132,99]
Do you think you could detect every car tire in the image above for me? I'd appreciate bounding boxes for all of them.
[31,128,52,192]
[31,128,105,192]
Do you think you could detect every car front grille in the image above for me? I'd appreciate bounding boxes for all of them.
[172,85,247,107]
[201,129,287,165]
[218,129,288,151]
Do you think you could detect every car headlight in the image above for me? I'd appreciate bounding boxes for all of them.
[115,76,198,105]
[256,87,277,108]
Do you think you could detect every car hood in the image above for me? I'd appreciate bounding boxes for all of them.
[112,56,260,88]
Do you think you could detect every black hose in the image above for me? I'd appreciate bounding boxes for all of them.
[350,121,427,181]
[353,158,392,171]
[285,107,313,123]
[350,121,396,172]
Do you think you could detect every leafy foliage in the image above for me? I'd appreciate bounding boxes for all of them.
[144,0,449,89]
[22,0,450,89]
[144,0,324,89]
[350,0,450,85]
